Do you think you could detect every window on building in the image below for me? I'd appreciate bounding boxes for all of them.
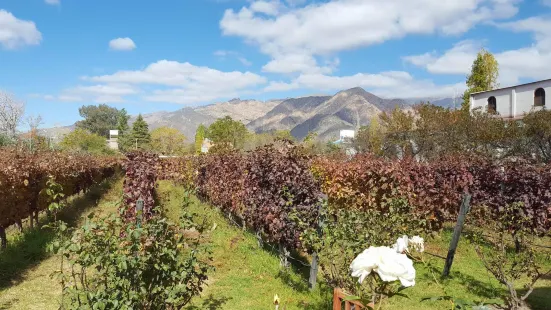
[487,96,497,113]
[535,88,545,107]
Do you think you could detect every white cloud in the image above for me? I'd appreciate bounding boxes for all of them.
[45,0,60,5]
[403,40,482,75]
[78,60,266,104]
[264,71,464,98]
[57,95,83,102]
[0,10,42,49]
[250,1,281,16]
[220,0,519,74]
[51,84,139,103]
[108,37,136,51]
[405,16,551,86]
[214,50,252,66]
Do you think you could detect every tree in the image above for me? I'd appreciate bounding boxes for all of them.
[0,91,25,138]
[462,49,499,110]
[150,127,186,155]
[76,104,120,137]
[379,107,416,159]
[117,108,132,152]
[59,128,113,155]
[207,116,248,150]
[194,124,207,154]
[355,116,384,155]
[24,114,45,152]
[131,114,151,150]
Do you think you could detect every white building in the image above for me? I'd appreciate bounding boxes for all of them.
[339,130,355,141]
[107,130,119,150]
[470,79,549,118]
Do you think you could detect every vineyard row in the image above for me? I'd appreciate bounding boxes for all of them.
[0,150,121,247]
[156,142,551,252]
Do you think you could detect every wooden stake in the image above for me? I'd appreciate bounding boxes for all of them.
[442,193,471,277]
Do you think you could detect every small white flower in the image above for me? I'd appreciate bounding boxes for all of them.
[409,236,425,253]
[393,235,409,253]
[350,246,416,287]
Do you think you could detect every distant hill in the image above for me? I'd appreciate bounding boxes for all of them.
[40,90,456,142]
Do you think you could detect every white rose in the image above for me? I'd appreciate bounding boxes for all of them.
[350,246,416,287]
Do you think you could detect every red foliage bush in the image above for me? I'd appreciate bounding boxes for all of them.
[122,151,159,224]
[0,150,120,229]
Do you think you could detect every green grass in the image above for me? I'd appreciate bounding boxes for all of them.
[157,181,551,310]
[1,179,549,310]
[157,181,330,310]
[0,176,123,310]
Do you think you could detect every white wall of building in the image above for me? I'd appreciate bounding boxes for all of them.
[470,79,551,118]
[339,130,355,140]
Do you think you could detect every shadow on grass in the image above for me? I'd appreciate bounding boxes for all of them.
[184,294,232,310]
[0,297,18,310]
[520,286,551,310]
[0,176,119,290]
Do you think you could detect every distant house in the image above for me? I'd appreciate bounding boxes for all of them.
[333,129,357,156]
[107,130,119,150]
[333,129,355,144]
[201,138,213,153]
[470,79,550,118]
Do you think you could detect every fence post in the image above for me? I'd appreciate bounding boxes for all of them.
[279,243,290,268]
[136,198,144,228]
[309,195,326,290]
[442,193,471,277]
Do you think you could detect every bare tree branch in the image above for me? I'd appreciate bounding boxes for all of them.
[0,91,25,138]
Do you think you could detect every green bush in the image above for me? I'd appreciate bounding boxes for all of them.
[48,210,211,309]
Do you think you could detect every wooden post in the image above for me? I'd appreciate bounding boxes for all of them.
[0,226,6,249]
[309,197,325,290]
[442,193,471,277]
[309,252,319,290]
[279,243,289,268]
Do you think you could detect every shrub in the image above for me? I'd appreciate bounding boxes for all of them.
[48,211,211,310]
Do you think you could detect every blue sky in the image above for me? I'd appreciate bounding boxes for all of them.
[1,0,550,128]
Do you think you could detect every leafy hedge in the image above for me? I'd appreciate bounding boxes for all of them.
[315,155,551,233]
[0,150,121,229]
[122,151,159,224]
[159,141,323,250]
[158,148,551,251]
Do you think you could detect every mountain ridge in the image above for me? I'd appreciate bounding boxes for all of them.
[40,88,455,141]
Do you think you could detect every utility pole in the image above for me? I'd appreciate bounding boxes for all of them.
[135,138,138,150]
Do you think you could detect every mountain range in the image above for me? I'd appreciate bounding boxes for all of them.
[41,87,456,141]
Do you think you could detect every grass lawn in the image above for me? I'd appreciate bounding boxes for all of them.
[1,179,549,309]
[157,181,551,310]
[0,176,123,310]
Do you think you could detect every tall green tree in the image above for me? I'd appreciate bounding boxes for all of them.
[207,116,248,150]
[116,108,132,152]
[131,114,151,150]
[462,49,499,110]
[75,104,120,137]
[59,128,113,155]
[194,124,207,154]
[150,127,186,155]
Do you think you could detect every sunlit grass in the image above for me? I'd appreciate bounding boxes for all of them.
[0,176,123,310]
